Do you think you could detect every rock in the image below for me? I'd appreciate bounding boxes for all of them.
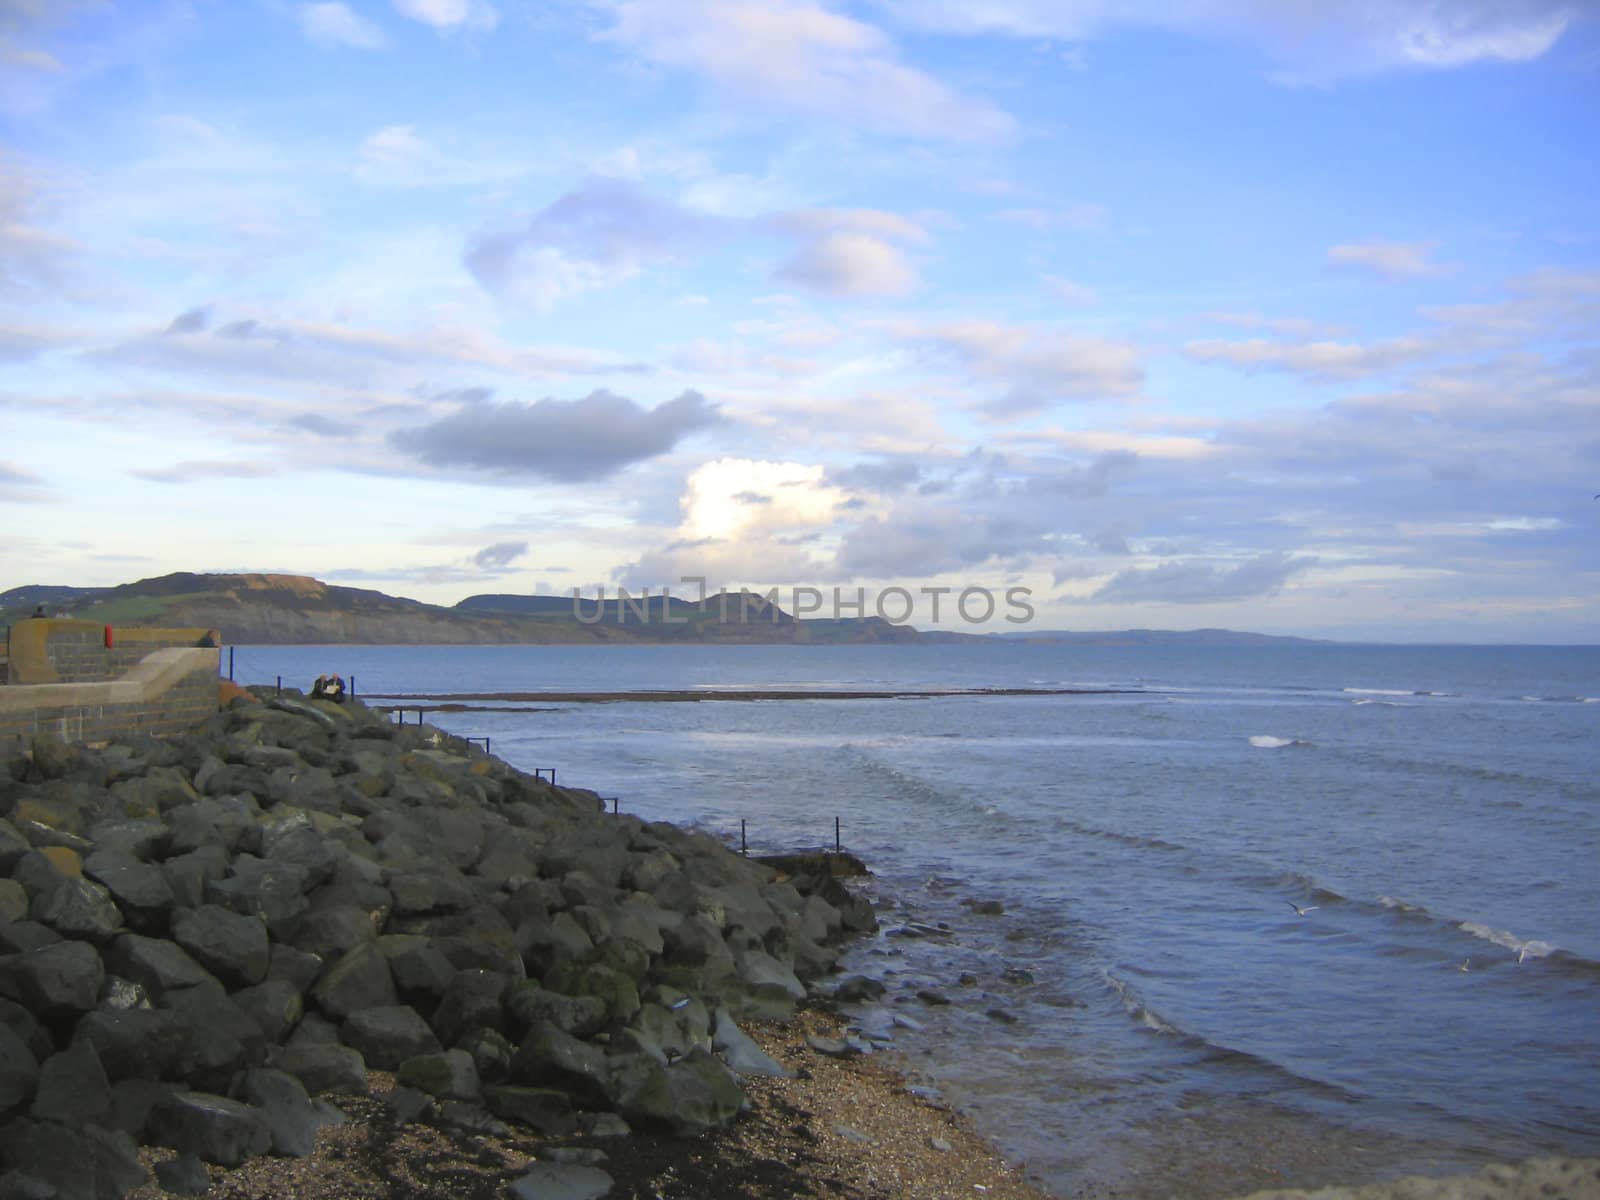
[508,1162,614,1200]
[74,1009,186,1081]
[150,1091,272,1166]
[231,979,304,1043]
[29,1040,112,1125]
[387,870,474,916]
[107,1078,179,1137]
[0,880,28,924]
[962,897,1006,916]
[612,1046,744,1136]
[382,1085,433,1123]
[396,1048,480,1102]
[4,938,104,1018]
[806,1035,854,1058]
[236,1068,343,1157]
[310,942,396,1019]
[916,989,950,1006]
[0,1024,40,1117]
[429,968,510,1045]
[269,1043,368,1097]
[509,1021,610,1108]
[506,985,609,1041]
[712,1009,792,1078]
[833,975,887,1003]
[30,876,125,943]
[163,984,268,1091]
[0,1119,148,1200]
[930,1135,954,1152]
[153,1154,211,1195]
[341,1005,440,1070]
[481,1084,577,1135]
[83,858,175,928]
[265,942,324,993]
[290,905,376,960]
[378,935,456,1001]
[101,933,218,998]
[170,905,270,987]
[204,859,310,935]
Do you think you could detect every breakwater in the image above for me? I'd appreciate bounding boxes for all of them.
[0,688,875,1197]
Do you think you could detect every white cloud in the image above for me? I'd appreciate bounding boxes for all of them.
[597,0,1014,143]
[1183,335,1435,380]
[392,0,498,33]
[867,1,1577,82]
[1327,240,1446,278]
[774,208,927,297]
[894,319,1143,414]
[996,203,1107,232]
[298,3,388,51]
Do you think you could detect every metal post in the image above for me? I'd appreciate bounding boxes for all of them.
[350,676,356,699]
[275,675,281,695]
[835,816,841,854]
[612,796,619,815]
[741,819,747,856]
[228,647,235,680]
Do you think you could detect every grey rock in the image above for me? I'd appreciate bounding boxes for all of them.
[266,942,325,993]
[101,933,217,998]
[83,858,175,926]
[0,880,27,924]
[153,1154,211,1195]
[5,938,104,1018]
[203,859,310,935]
[232,978,305,1043]
[310,942,396,1019]
[806,1035,854,1058]
[151,1091,272,1166]
[29,1040,112,1124]
[291,905,376,960]
[0,1023,40,1117]
[382,1085,433,1123]
[429,968,509,1045]
[74,1008,186,1081]
[237,1067,343,1158]
[378,935,456,1000]
[482,1084,576,1135]
[269,1042,367,1097]
[160,846,228,910]
[107,1078,179,1137]
[509,1020,610,1107]
[84,819,170,861]
[170,904,270,987]
[712,1009,793,1078]
[30,876,125,943]
[506,985,609,1041]
[396,1048,480,1102]
[611,1046,744,1136]
[508,1162,614,1200]
[0,1119,148,1200]
[341,1005,439,1070]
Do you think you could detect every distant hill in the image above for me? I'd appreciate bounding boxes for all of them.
[1,573,1326,647]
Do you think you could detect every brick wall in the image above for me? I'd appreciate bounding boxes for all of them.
[6,619,219,685]
[0,647,220,753]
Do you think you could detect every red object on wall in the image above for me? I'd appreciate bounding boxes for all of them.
[104,625,115,649]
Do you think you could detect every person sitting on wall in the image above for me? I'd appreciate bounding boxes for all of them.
[32,604,47,618]
[311,673,346,703]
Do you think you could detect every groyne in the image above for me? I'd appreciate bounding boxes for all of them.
[0,688,876,1198]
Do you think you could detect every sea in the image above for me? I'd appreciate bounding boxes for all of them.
[228,641,1600,1198]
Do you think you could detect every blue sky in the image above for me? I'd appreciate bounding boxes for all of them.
[2,0,1597,641]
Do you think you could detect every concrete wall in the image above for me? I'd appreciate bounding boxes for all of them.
[6,618,219,685]
[0,647,220,753]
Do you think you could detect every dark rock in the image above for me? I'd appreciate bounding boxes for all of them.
[170,905,270,987]
[433,1100,510,1139]
[107,1078,178,1137]
[481,1084,576,1135]
[396,1048,480,1102]
[456,1027,514,1085]
[74,1009,186,1081]
[0,881,29,925]
[341,1005,439,1070]
[150,1091,272,1166]
[508,1021,610,1107]
[307,941,394,1019]
[290,905,376,960]
[833,975,887,1003]
[0,1118,148,1200]
[387,870,474,916]
[505,985,608,1041]
[101,933,217,998]
[29,1040,112,1124]
[160,846,228,910]
[428,969,509,1045]
[0,1023,40,1117]
[4,938,104,1018]
[711,1008,792,1078]
[203,859,310,935]
[0,997,50,1061]
[515,911,593,973]
[85,819,170,862]
[153,1154,211,1195]
[382,1085,432,1123]
[231,979,304,1043]
[163,983,268,1090]
[236,1068,343,1157]
[611,1046,744,1136]
[30,876,125,943]
[265,942,324,993]
[0,921,62,955]
[83,858,175,930]
[378,935,455,1000]
[269,1042,367,1097]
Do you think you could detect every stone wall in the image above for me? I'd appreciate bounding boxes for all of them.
[0,646,220,752]
[5,618,219,685]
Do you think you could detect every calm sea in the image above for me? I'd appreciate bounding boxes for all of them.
[232,642,1600,1197]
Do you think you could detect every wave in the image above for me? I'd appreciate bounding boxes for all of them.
[1099,970,1361,1101]
[1351,698,1405,707]
[1344,688,1413,697]
[1372,897,1600,973]
[1249,734,1308,749]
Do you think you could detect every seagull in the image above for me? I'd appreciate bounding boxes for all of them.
[1459,958,1471,972]
[1287,901,1319,917]
[1516,947,1528,964]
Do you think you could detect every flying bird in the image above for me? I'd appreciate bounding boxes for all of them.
[1459,958,1471,972]
[1287,901,1318,917]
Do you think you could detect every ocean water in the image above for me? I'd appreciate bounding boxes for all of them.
[232,642,1600,1197]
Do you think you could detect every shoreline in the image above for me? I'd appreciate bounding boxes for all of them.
[363,686,1142,705]
[123,1006,1060,1200]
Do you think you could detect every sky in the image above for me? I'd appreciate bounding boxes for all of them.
[1,0,1597,642]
